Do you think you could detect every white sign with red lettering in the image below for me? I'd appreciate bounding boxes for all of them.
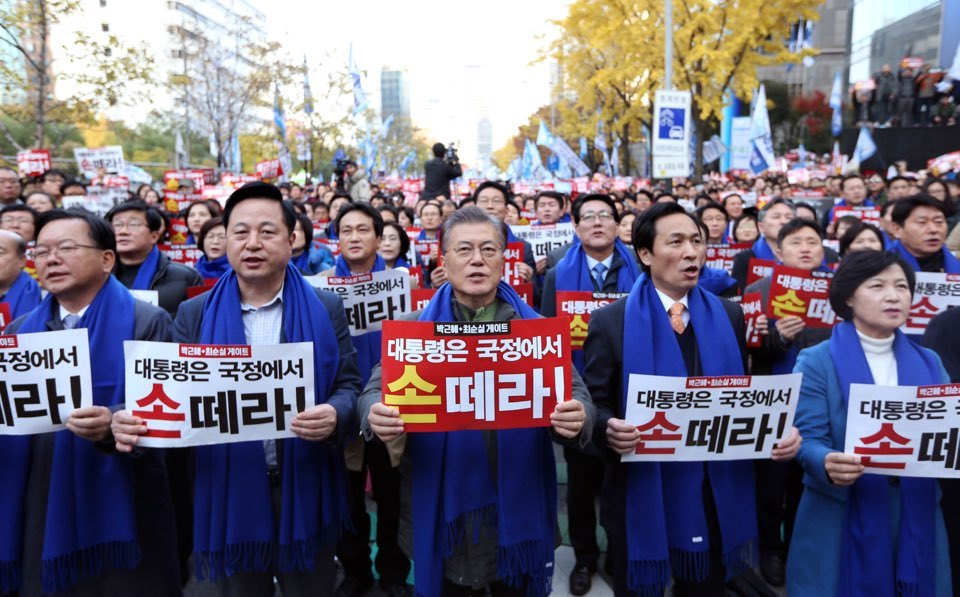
[0,329,93,435]
[509,223,576,263]
[845,383,960,478]
[74,146,125,178]
[622,373,801,462]
[124,341,315,447]
[16,149,51,178]
[902,273,960,335]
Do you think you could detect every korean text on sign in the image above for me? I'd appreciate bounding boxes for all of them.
[844,383,960,478]
[380,317,572,432]
[556,291,627,349]
[501,242,526,286]
[622,373,801,462]
[902,273,960,335]
[831,205,881,225]
[509,223,576,262]
[306,268,410,336]
[746,258,775,287]
[0,329,93,435]
[766,265,837,328]
[705,243,751,275]
[123,341,315,448]
[740,292,764,348]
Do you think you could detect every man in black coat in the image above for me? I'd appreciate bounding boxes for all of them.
[922,307,960,597]
[583,202,800,596]
[106,200,202,318]
[421,143,462,201]
[6,208,179,596]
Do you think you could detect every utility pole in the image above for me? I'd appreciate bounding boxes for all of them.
[663,0,673,192]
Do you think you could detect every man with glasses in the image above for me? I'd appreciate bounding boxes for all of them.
[3,208,180,595]
[0,204,37,243]
[106,200,202,318]
[541,194,640,595]
[0,166,21,206]
[0,229,40,322]
[730,199,796,293]
[363,206,593,596]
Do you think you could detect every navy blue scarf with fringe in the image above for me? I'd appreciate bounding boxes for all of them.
[2,270,41,320]
[131,245,160,290]
[6,277,140,593]
[411,281,556,597]
[193,264,348,580]
[622,275,755,596]
[829,322,939,597]
[335,254,386,384]
[890,240,960,274]
[554,237,638,373]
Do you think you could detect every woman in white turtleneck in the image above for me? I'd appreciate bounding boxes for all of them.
[786,250,953,596]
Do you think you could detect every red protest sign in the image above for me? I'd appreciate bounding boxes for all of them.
[255,159,283,180]
[0,302,11,332]
[159,243,202,268]
[411,288,435,311]
[407,266,424,288]
[746,258,775,287]
[513,283,534,307]
[16,149,51,178]
[831,205,881,225]
[556,291,627,349]
[166,218,190,244]
[705,243,751,275]
[502,242,526,285]
[187,279,217,298]
[740,292,764,348]
[766,265,837,328]
[380,317,571,432]
[315,238,341,257]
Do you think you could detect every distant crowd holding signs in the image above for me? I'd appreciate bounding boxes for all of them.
[1,142,960,596]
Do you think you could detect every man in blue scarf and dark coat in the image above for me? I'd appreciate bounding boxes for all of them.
[315,202,412,596]
[0,229,41,325]
[2,208,180,596]
[583,202,801,596]
[361,206,595,597]
[541,193,639,595]
[122,182,362,597]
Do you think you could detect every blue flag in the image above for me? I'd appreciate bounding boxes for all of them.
[748,84,774,175]
[853,126,877,164]
[348,44,368,115]
[579,137,588,159]
[829,71,843,137]
[536,121,553,147]
[303,56,314,116]
[273,84,288,142]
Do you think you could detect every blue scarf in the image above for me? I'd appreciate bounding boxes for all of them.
[393,256,412,270]
[411,281,556,597]
[291,250,312,274]
[751,237,776,261]
[889,240,960,274]
[131,246,161,290]
[194,254,231,281]
[554,237,638,373]
[828,322,940,596]
[193,264,348,580]
[334,254,386,385]
[416,229,439,242]
[3,277,140,593]
[697,266,737,295]
[622,275,755,595]
[2,270,41,320]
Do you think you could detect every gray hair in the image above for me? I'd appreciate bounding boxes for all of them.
[439,206,506,253]
[758,198,796,222]
[0,229,27,257]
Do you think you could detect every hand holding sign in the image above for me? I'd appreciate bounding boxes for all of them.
[550,399,586,439]
[291,403,337,441]
[774,315,806,341]
[66,406,113,442]
[369,402,405,442]
[112,410,148,453]
[825,452,864,486]
[771,426,802,461]
[606,417,641,454]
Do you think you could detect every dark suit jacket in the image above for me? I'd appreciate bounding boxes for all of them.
[7,299,181,596]
[540,251,628,318]
[172,286,362,443]
[116,251,204,319]
[582,294,747,533]
[922,307,960,382]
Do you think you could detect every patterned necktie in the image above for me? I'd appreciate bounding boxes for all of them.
[669,302,686,334]
[62,314,80,330]
[592,263,608,290]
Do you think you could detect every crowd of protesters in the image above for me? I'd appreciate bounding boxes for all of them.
[1,157,960,597]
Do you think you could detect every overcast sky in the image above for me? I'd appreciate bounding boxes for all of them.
[263,0,571,164]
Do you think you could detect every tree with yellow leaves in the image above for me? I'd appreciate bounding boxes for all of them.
[544,0,822,178]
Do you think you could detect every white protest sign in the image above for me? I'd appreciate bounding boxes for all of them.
[729,117,753,171]
[0,329,93,435]
[74,146,125,178]
[845,383,960,478]
[130,290,159,306]
[621,373,801,462]
[305,268,410,336]
[509,223,576,263]
[123,341,314,447]
[902,273,960,335]
[62,186,128,218]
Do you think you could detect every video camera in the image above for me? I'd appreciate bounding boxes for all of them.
[445,142,459,165]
